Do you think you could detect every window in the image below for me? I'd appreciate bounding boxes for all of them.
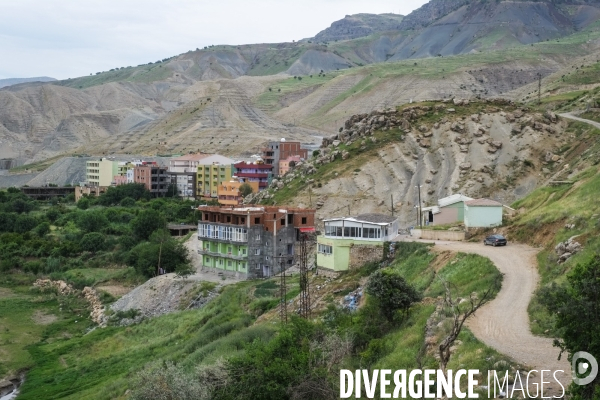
[302,217,307,224]
[318,244,332,254]
[255,234,261,241]
[256,264,261,270]
[254,249,261,255]
[254,217,260,224]
[227,261,232,267]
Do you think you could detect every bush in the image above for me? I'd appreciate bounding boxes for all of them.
[120,197,136,207]
[131,210,166,240]
[77,197,90,210]
[80,232,106,253]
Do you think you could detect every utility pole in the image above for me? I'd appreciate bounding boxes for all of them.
[279,258,287,324]
[415,185,423,228]
[391,194,394,217]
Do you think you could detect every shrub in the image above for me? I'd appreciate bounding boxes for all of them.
[80,232,106,253]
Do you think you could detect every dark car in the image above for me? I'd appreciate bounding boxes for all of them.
[484,234,507,246]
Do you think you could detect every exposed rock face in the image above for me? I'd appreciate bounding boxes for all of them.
[555,236,583,263]
[313,13,405,42]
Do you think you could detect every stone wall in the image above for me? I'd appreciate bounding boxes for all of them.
[348,244,383,269]
[411,229,466,241]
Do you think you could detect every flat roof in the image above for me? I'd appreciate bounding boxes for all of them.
[465,198,503,207]
[324,213,398,225]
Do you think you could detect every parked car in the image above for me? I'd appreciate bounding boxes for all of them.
[484,234,507,246]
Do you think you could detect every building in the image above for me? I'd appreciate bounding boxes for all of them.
[197,206,316,279]
[113,175,128,186]
[75,185,108,202]
[234,161,273,191]
[196,155,236,198]
[464,198,503,228]
[420,194,474,226]
[21,186,75,200]
[171,172,197,199]
[133,163,172,196]
[217,179,260,206]
[279,155,301,176]
[317,214,399,272]
[86,158,119,187]
[262,139,308,176]
[169,153,210,173]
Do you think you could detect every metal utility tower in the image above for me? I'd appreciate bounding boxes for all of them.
[298,233,311,319]
[279,258,287,324]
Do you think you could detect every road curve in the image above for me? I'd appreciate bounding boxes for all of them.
[559,112,600,130]
[398,237,571,385]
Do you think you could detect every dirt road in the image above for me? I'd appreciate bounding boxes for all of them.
[559,112,600,130]
[399,237,572,385]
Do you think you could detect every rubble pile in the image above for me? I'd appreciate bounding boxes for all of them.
[83,286,107,326]
[33,279,75,295]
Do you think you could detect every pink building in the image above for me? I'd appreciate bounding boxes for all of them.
[279,155,302,176]
[113,175,128,186]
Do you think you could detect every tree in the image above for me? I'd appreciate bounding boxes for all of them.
[77,211,108,233]
[541,255,600,398]
[288,160,296,168]
[80,232,106,253]
[437,274,502,373]
[35,221,51,237]
[131,209,166,240]
[120,197,136,207]
[365,269,421,322]
[239,183,254,198]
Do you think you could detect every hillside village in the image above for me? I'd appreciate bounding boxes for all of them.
[2,0,600,399]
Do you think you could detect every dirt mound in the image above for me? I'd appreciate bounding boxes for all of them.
[110,274,197,318]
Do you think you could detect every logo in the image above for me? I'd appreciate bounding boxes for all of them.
[572,351,598,386]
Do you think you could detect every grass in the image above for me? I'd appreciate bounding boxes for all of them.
[0,275,92,378]
[16,280,275,400]
[373,243,509,385]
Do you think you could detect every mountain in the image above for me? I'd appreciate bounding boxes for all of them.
[1,0,600,165]
[0,77,56,89]
[312,13,404,42]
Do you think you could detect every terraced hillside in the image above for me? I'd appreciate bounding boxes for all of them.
[1,0,600,164]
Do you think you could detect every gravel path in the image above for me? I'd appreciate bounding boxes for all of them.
[559,112,600,130]
[398,237,572,386]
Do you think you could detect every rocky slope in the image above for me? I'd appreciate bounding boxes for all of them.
[250,99,592,227]
[313,13,404,42]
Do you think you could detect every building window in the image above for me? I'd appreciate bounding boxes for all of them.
[302,217,307,224]
[254,217,260,224]
[255,234,261,241]
[228,260,232,267]
[254,249,261,255]
[318,244,333,255]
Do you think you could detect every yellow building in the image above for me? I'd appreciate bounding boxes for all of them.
[86,158,119,187]
[196,155,235,198]
[217,180,259,206]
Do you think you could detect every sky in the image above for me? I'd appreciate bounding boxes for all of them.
[0,0,428,80]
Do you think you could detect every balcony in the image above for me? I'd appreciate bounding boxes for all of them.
[197,248,246,260]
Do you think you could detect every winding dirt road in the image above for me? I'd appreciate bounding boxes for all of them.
[559,112,600,130]
[399,237,572,385]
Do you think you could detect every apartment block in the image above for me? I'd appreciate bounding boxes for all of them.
[169,153,210,173]
[196,155,235,198]
[86,158,119,187]
[197,206,315,279]
[217,180,260,206]
[233,161,273,191]
[262,139,308,177]
[133,163,172,196]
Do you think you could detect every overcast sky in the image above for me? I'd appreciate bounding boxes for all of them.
[0,0,428,80]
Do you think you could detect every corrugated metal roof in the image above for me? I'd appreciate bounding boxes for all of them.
[465,198,503,207]
[438,194,474,208]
